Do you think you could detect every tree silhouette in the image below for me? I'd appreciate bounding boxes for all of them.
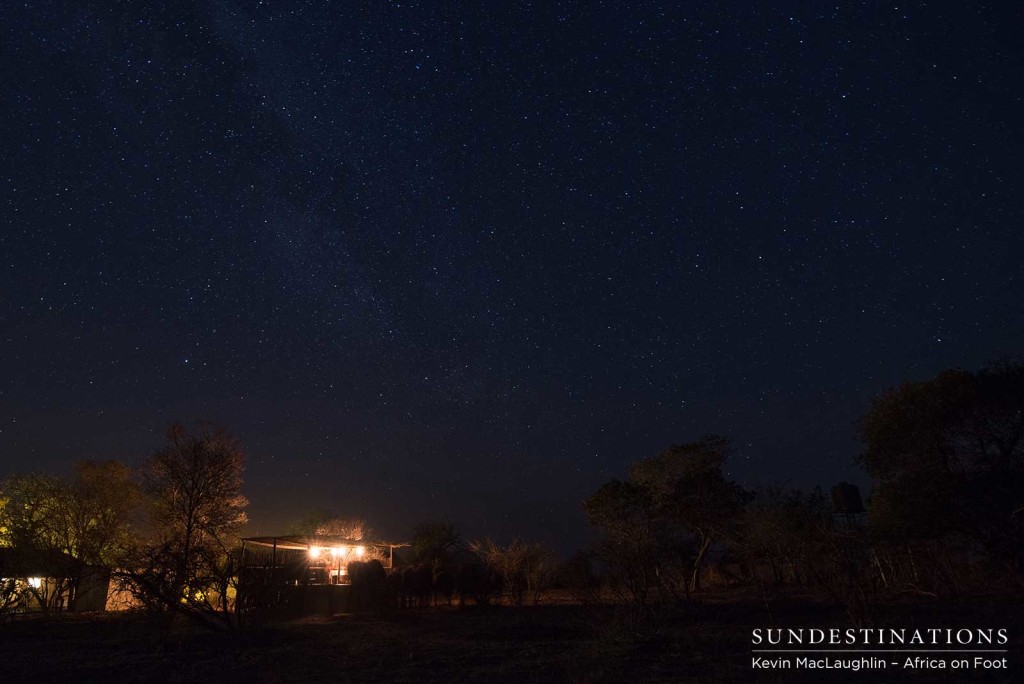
[630,435,750,592]
[858,362,1024,586]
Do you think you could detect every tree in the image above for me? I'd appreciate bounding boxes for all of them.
[471,538,558,607]
[0,494,8,545]
[411,522,462,566]
[583,479,661,606]
[289,510,370,540]
[583,436,749,603]
[630,435,750,592]
[0,473,70,553]
[858,362,1024,586]
[733,485,831,587]
[65,460,139,567]
[555,551,602,605]
[128,423,248,628]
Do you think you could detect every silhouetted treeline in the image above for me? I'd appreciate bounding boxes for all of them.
[580,361,1023,625]
[2,362,1021,628]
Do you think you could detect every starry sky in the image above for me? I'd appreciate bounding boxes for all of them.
[2,2,1022,548]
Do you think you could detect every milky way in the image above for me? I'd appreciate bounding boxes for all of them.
[2,2,1021,546]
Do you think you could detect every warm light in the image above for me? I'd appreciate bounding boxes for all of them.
[330,546,346,558]
[309,546,322,559]
[28,577,42,589]
[356,546,365,557]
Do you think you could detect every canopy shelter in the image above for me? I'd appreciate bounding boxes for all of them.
[240,535,408,585]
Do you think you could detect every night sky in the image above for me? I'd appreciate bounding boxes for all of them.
[2,2,1022,548]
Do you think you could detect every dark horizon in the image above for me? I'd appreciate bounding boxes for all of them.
[2,2,1022,550]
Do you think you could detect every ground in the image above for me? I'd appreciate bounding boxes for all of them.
[0,591,1020,683]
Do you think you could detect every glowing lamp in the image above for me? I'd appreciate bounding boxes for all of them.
[356,546,365,557]
[28,577,42,589]
[309,546,322,559]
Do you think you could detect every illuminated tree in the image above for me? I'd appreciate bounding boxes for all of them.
[128,422,248,627]
[66,460,139,566]
[0,474,68,552]
[0,462,137,564]
[0,494,9,546]
[290,510,370,540]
